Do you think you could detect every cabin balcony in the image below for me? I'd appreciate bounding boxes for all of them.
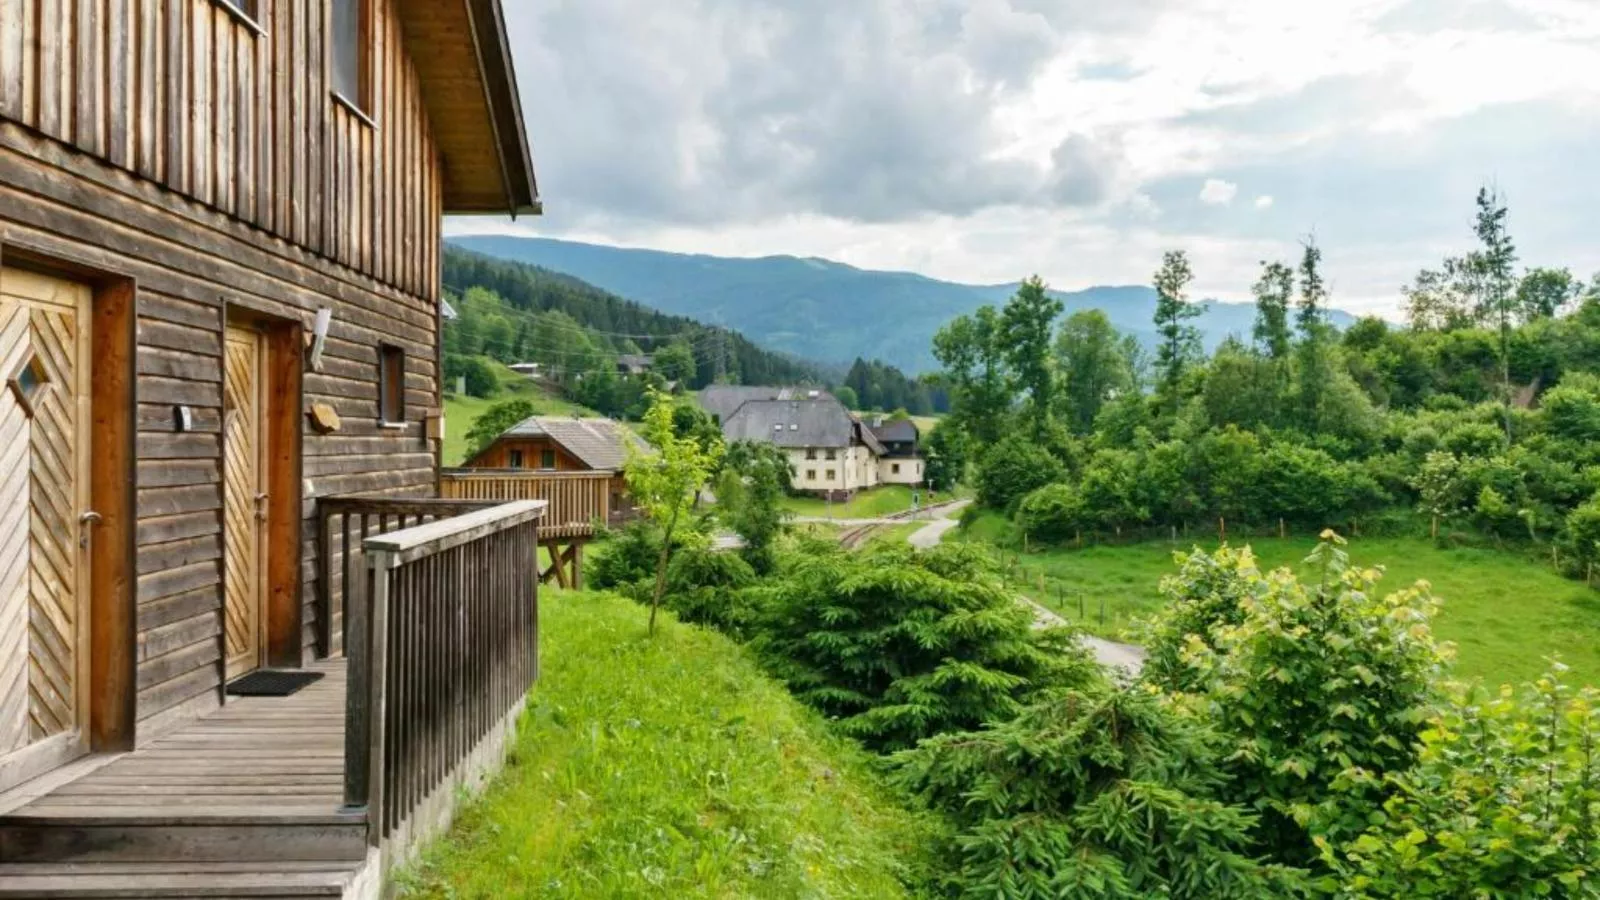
[0,499,546,899]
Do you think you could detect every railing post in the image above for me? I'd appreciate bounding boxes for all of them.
[342,550,372,815]
[317,505,333,657]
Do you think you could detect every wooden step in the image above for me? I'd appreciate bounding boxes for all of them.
[0,860,355,897]
[0,809,368,864]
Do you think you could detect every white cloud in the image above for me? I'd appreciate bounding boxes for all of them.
[478,0,1600,320]
[1199,178,1239,205]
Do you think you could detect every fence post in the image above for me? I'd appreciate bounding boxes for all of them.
[1219,517,1226,541]
[1279,518,1286,539]
[1078,592,1085,620]
[1098,595,1105,627]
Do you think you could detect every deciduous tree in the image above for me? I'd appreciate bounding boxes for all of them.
[624,388,724,635]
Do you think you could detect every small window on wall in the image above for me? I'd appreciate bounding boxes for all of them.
[892,463,901,475]
[378,344,404,424]
[540,449,557,470]
[508,450,524,469]
[826,469,836,481]
[332,0,371,113]
[806,469,816,481]
[825,449,837,461]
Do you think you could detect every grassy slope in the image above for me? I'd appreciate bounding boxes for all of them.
[398,590,933,899]
[442,360,598,466]
[959,510,1600,687]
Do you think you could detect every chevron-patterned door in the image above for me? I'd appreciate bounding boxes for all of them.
[0,267,93,776]
[223,326,267,680]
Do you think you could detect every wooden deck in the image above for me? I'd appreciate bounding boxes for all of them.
[0,660,375,899]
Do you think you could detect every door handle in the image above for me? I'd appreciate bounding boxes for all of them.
[79,511,101,550]
[254,493,269,522]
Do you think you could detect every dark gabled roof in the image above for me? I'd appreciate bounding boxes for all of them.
[867,417,919,444]
[475,416,648,470]
[853,418,887,456]
[722,398,854,448]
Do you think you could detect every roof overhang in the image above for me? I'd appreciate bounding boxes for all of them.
[397,0,541,218]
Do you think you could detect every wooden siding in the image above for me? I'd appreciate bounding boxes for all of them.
[467,437,587,472]
[0,0,443,299]
[0,112,441,732]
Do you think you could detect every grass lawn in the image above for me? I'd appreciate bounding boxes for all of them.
[442,361,598,466]
[396,590,934,899]
[959,510,1600,688]
[780,484,968,519]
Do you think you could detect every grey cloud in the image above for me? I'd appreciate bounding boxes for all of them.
[504,0,1124,228]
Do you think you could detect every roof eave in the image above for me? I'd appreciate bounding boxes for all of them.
[463,0,541,219]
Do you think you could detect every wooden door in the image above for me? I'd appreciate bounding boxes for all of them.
[223,326,268,680]
[0,267,93,778]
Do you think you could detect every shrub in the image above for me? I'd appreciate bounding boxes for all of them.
[589,520,666,595]
[1326,667,1600,898]
[1562,493,1600,573]
[975,435,1066,511]
[1014,482,1088,545]
[894,685,1306,899]
[1143,534,1449,867]
[662,547,760,637]
[1136,545,1263,694]
[753,542,1097,751]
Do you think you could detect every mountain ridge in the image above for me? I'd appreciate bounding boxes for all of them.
[448,235,1358,374]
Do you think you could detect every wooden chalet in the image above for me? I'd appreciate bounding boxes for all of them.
[0,0,577,896]
[441,416,648,588]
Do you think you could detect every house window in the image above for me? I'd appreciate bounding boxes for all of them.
[331,0,371,113]
[826,469,836,481]
[378,344,404,424]
[806,469,816,481]
[540,449,557,470]
[508,450,524,469]
[825,448,837,461]
[892,463,901,474]
[806,448,817,460]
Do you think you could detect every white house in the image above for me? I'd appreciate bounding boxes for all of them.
[701,386,923,497]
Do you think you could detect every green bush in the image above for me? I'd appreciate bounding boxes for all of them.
[589,520,666,595]
[662,547,759,637]
[1326,667,1600,898]
[753,542,1097,751]
[1014,482,1089,544]
[1142,534,1449,867]
[894,685,1306,899]
[1135,545,1263,694]
[975,435,1066,511]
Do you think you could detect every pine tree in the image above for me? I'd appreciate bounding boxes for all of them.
[1295,238,1331,431]
[1152,250,1201,414]
[1473,186,1518,445]
[1251,261,1294,360]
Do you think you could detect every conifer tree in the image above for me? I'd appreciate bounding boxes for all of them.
[1152,250,1201,415]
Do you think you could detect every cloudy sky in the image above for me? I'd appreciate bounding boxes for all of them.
[447,0,1600,317]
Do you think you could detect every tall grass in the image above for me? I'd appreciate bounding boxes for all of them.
[397,590,936,899]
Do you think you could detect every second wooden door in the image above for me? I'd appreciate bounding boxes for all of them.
[223,326,268,680]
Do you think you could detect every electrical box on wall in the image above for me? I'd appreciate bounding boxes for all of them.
[425,408,444,441]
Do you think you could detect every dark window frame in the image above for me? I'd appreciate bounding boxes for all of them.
[378,343,405,425]
[331,0,373,116]
[540,449,557,470]
[508,450,524,469]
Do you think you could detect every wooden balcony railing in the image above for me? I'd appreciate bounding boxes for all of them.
[438,469,613,538]
[342,499,545,854]
[315,497,497,657]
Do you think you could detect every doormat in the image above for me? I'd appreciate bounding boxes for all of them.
[225,669,325,697]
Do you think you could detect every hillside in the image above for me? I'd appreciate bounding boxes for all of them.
[449,235,1358,373]
[398,590,935,898]
[443,246,827,387]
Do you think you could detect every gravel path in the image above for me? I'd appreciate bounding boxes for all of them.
[907,500,971,549]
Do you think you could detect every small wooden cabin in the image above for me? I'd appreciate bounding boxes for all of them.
[0,0,541,892]
[462,415,643,502]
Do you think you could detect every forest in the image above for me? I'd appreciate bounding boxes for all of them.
[442,246,824,391]
[931,188,1600,581]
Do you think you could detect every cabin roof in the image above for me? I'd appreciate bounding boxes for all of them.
[697,385,835,423]
[867,417,919,444]
[398,0,540,217]
[476,416,647,471]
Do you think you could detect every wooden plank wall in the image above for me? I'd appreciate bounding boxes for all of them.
[0,0,446,733]
[0,0,442,299]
